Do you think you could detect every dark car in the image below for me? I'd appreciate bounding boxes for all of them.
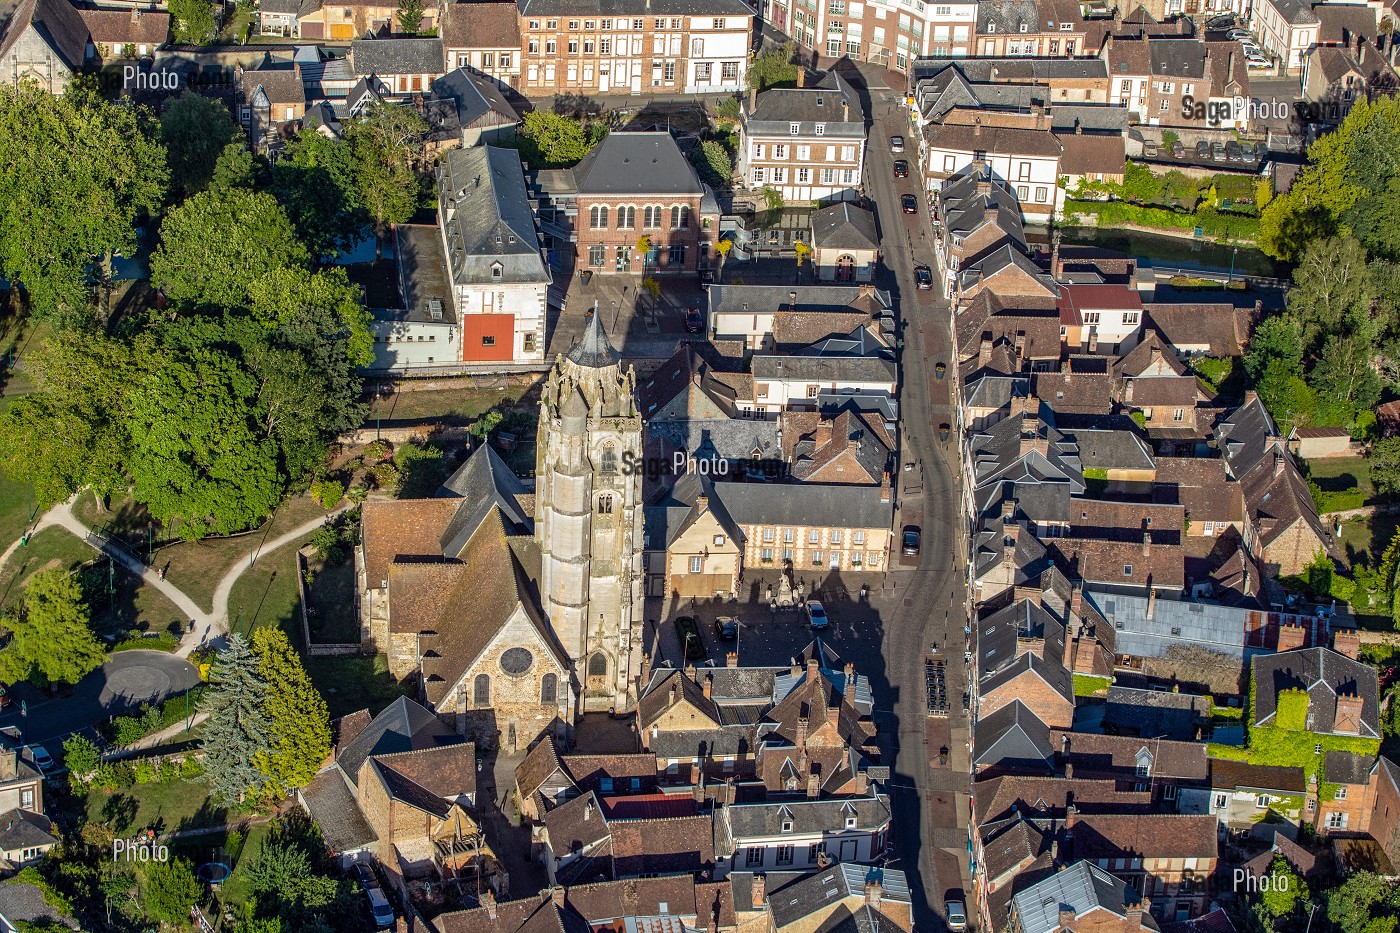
[902,526,921,556]
[893,159,909,178]
[713,616,738,641]
[684,307,704,334]
[1225,140,1243,162]
[1211,141,1227,160]
[1170,140,1186,158]
[914,265,933,289]
[353,864,378,892]
[1196,140,1211,159]
[901,193,918,214]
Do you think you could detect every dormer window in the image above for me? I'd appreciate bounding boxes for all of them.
[491,262,503,280]
[845,815,858,829]
[815,123,826,135]
[1019,23,1028,31]
[781,820,794,833]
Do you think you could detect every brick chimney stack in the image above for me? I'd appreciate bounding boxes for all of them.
[807,656,819,679]
[752,874,766,906]
[796,715,809,750]
[748,85,757,112]
[726,651,739,667]
[1277,622,1307,653]
[1142,528,1151,558]
[979,336,993,366]
[796,69,805,88]
[484,890,498,920]
[844,662,856,704]
[1333,630,1361,660]
[806,771,820,797]
[551,886,565,908]
[703,673,713,699]
[1334,692,1365,735]
[1059,908,1076,930]
[865,880,882,909]
[696,495,709,513]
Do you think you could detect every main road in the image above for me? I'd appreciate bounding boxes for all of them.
[846,64,977,929]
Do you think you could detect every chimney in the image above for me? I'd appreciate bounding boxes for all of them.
[976,178,992,197]
[1332,630,1361,660]
[1051,230,1062,279]
[1141,528,1151,558]
[796,715,809,750]
[704,673,713,699]
[551,886,565,908]
[1088,329,1099,353]
[1064,802,1077,829]
[790,658,801,677]
[1334,692,1365,735]
[696,495,709,513]
[0,749,15,781]
[1146,586,1157,620]
[686,662,698,682]
[670,680,679,704]
[748,84,758,113]
[1127,897,1149,930]
[1059,907,1076,930]
[1274,449,1286,478]
[828,701,841,731]
[727,650,739,667]
[584,799,594,820]
[484,890,498,920]
[974,118,983,136]
[855,769,869,795]
[979,336,993,366]
[807,656,819,679]
[844,663,856,703]
[1070,583,1083,619]
[796,69,805,88]
[880,471,892,503]
[1277,622,1307,653]
[1075,118,1083,134]
[865,880,882,910]
[1004,522,1020,570]
[752,874,766,906]
[641,651,652,685]
[807,771,820,797]
[842,98,849,122]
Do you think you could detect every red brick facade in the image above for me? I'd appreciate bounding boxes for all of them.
[575,194,710,274]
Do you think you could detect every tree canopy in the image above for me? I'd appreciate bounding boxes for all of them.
[0,569,106,687]
[160,93,241,196]
[748,44,801,91]
[515,110,608,168]
[200,634,273,803]
[251,628,331,796]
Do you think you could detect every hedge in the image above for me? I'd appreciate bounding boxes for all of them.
[1065,199,1260,241]
[110,631,180,653]
[106,686,208,746]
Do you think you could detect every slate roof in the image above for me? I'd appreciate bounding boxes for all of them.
[573,132,704,196]
[1251,647,1381,738]
[927,121,1064,159]
[981,651,1074,711]
[1323,750,1374,786]
[746,72,863,137]
[1217,394,1280,479]
[1011,860,1156,933]
[1067,429,1154,472]
[430,68,521,131]
[644,419,782,472]
[299,768,379,852]
[810,202,879,252]
[721,794,891,847]
[518,0,752,13]
[438,145,550,287]
[1263,0,1319,25]
[0,808,56,853]
[789,408,892,483]
[1150,38,1209,79]
[709,480,892,530]
[0,880,79,931]
[350,37,444,76]
[707,284,892,319]
[1102,686,1211,741]
[978,598,1066,679]
[0,0,89,72]
[975,700,1054,771]
[643,470,744,551]
[767,864,911,929]
[337,696,463,783]
[977,0,1041,33]
[966,374,1032,411]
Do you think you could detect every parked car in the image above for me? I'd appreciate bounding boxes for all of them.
[1206,14,1236,28]
[1211,141,1227,160]
[914,265,933,289]
[27,745,52,773]
[901,193,918,214]
[1142,141,1159,157]
[683,307,704,334]
[1195,140,1211,159]
[1227,28,1252,40]
[1225,140,1243,162]
[806,599,829,629]
[713,616,738,641]
[353,864,378,892]
[366,887,395,929]
[893,159,909,177]
[1170,140,1186,158]
[946,901,968,931]
[889,135,905,152]
[902,526,921,556]
[1247,55,1271,69]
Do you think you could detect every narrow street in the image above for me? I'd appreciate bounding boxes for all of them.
[846,65,977,928]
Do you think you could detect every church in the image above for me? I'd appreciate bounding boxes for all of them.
[356,314,644,751]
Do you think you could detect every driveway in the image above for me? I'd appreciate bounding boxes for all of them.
[0,649,201,752]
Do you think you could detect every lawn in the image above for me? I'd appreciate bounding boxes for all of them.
[85,776,224,837]
[1339,512,1399,573]
[0,398,38,556]
[1306,457,1375,503]
[305,556,359,644]
[209,820,275,909]
[0,526,96,611]
[307,653,413,720]
[365,382,533,425]
[226,534,311,643]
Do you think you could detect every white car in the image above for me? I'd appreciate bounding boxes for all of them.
[27,745,53,773]
[946,901,968,931]
[1227,28,1252,40]
[1239,41,1262,55]
[1247,56,1271,69]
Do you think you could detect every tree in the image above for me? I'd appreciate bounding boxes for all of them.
[1372,437,1400,496]
[245,815,341,923]
[1327,871,1400,933]
[251,628,331,797]
[211,140,257,192]
[396,0,425,33]
[0,84,167,322]
[0,569,105,688]
[141,857,201,925]
[690,139,733,188]
[62,735,101,788]
[200,634,273,803]
[160,92,241,196]
[516,109,605,168]
[761,186,784,213]
[1257,855,1306,921]
[346,103,426,260]
[1309,334,1382,425]
[1244,316,1305,383]
[150,185,308,311]
[748,44,800,91]
[271,129,367,259]
[794,240,812,266]
[1284,236,1377,354]
[169,0,216,43]
[244,266,373,366]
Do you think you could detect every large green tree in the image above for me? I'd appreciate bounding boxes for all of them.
[151,185,307,311]
[0,569,106,687]
[748,44,801,91]
[271,129,366,259]
[244,266,373,366]
[1257,855,1306,921]
[396,0,425,33]
[160,92,241,196]
[200,634,273,803]
[169,0,216,44]
[127,326,283,538]
[346,102,427,259]
[516,109,607,168]
[141,858,202,925]
[1284,236,1377,354]
[0,84,166,322]
[251,628,331,796]
[1327,871,1400,933]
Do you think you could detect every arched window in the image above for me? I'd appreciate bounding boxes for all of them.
[644,205,662,229]
[671,205,690,230]
[590,205,609,229]
[598,494,613,514]
[541,672,558,704]
[601,444,617,472]
[617,205,636,229]
[588,653,608,679]
[473,673,490,706]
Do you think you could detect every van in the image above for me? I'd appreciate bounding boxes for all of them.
[366,887,395,929]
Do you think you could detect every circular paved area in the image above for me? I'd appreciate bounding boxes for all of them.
[98,663,174,708]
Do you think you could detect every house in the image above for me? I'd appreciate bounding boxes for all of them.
[236,59,305,151]
[366,224,457,373]
[1206,759,1307,827]
[1101,36,1249,130]
[809,202,879,283]
[738,71,866,204]
[935,163,1027,297]
[516,0,753,95]
[977,812,1059,933]
[0,747,56,869]
[923,120,1063,223]
[1051,730,1209,805]
[0,0,89,93]
[1058,283,1145,352]
[1314,750,1378,835]
[782,407,893,485]
[298,697,484,893]
[1368,756,1400,871]
[349,37,444,96]
[705,283,893,355]
[1144,303,1254,359]
[760,863,915,932]
[1289,426,1354,460]
[715,792,892,877]
[912,56,1113,105]
[258,0,317,37]
[1102,686,1212,741]
[432,876,734,933]
[974,0,1097,58]
[77,7,168,61]
[570,132,717,275]
[766,0,978,67]
[0,880,78,931]
[642,471,744,599]
[979,649,1075,729]
[975,700,1055,773]
[1009,859,1157,933]
[539,790,714,884]
[1250,646,1381,740]
[427,68,522,149]
[748,328,897,416]
[440,0,520,88]
[291,0,436,40]
[436,145,551,366]
[1152,458,1244,539]
[513,735,658,820]
[1249,0,1318,73]
[1069,813,1219,921]
[710,480,893,573]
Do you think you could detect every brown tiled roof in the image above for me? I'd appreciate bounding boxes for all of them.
[1071,813,1219,860]
[562,753,658,792]
[773,309,872,348]
[1069,499,1185,545]
[1048,537,1185,589]
[442,0,519,49]
[372,742,476,800]
[1059,132,1126,176]
[565,876,705,925]
[1239,452,1340,561]
[78,8,169,45]
[973,775,1154,824]
[1050,730,1209,782]
[639,341,743,417]
[1208,40,1250,95]
[240,64,305,106]
[789,407,892,484]
[1106,35,1153,74]
[433,891,570,933]
[335,709,373,756]
[638,668,720,732]
[516,735,565,802]
[1144,303,1249,357]
[1127,375,1198,407]
[1117,331,1186,378]
[610,814,715,875]
[927,122,1063,158]
[0,0,89,71]
[1152,457,1244,526]
[1209,759,1306,794]
[1034,370,1114,416]
[361,497,460,587]
[543,791,612,858]
[955,292,1062,363]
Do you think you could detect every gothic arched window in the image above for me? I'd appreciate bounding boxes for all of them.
[473,673,490,706]
[598,494,613,515]
[601,444,617,473]
[541,673,558,705]
[588,653,608,682]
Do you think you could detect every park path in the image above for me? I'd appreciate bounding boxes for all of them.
[0,495,348,658]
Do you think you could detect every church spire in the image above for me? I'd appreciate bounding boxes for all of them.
[568,311,621,368]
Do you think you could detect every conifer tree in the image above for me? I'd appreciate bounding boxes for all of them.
[200,634,272,803]
[251,628,331,796]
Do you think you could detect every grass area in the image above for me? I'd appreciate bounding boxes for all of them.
[217,2,254,43]
[226,533,311,643]
[365,383,531,425]
[1073,674,1111,697]
[1306,457,1375,502]
[212,821,275,909]
[1208,728,1380,792]
[0,526,96,611]
[1338,512,1399,573]
[306,653,413,720]
[305,556,359,644]
[85,777,222,837]
[0,398,38,556]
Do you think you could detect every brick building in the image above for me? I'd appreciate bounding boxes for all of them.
[765,0,980,72]
[441,0,521,88]
[517,0,752,95]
